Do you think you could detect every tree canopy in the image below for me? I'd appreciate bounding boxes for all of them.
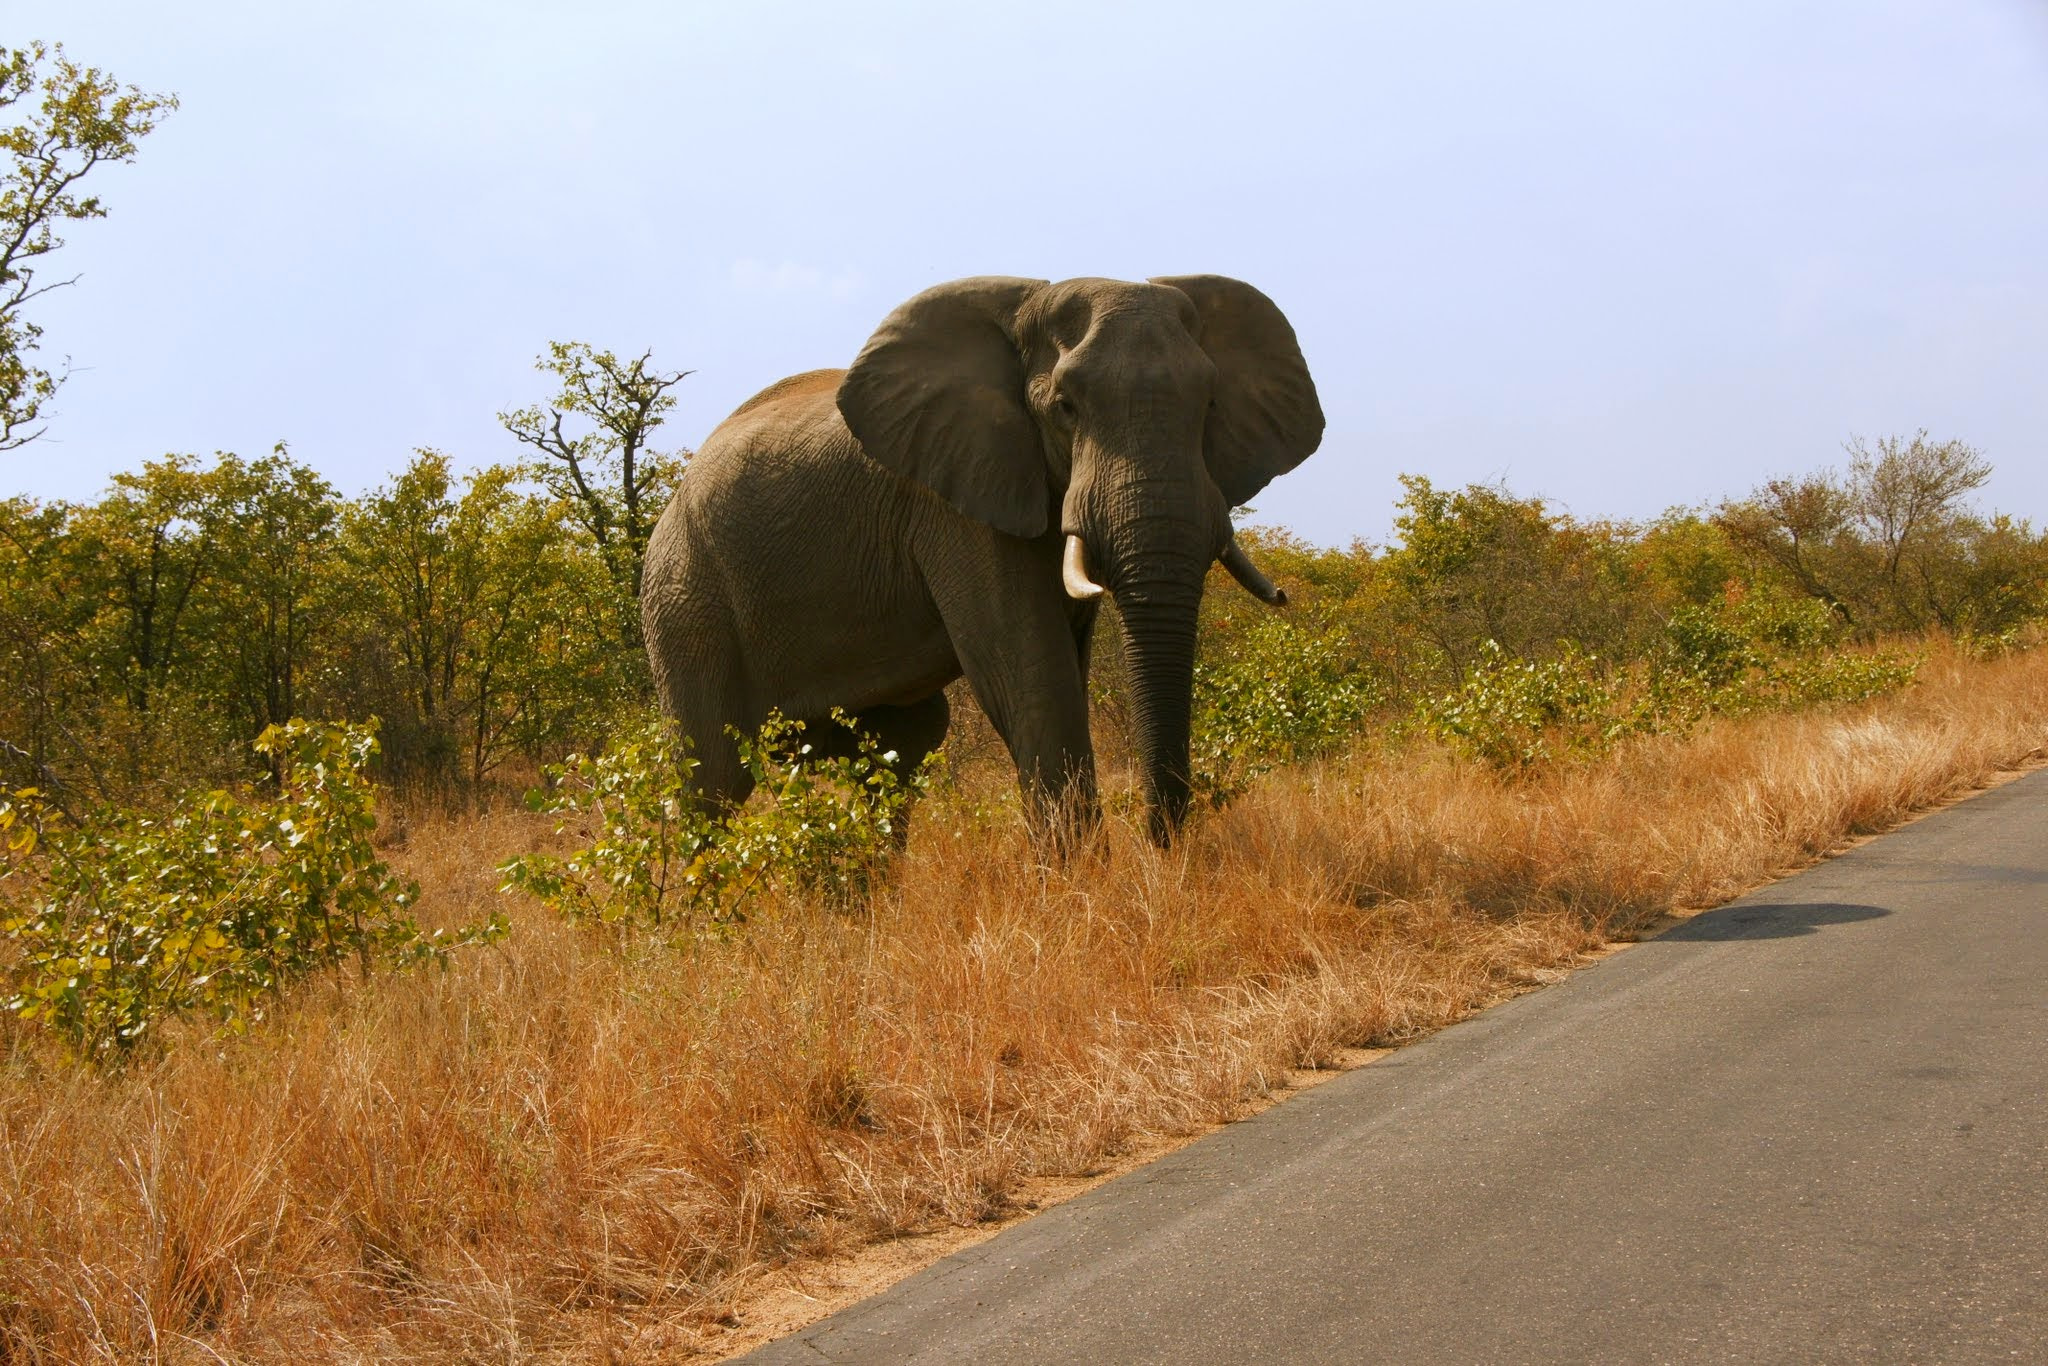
[1,41,176,449]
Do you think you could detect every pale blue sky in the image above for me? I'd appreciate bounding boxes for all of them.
[13,1,2048,544]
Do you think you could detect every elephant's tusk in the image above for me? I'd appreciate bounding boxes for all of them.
[1220,537,1288,607]
[1062,534,1106,600]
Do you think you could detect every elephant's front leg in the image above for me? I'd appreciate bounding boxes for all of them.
[1011,705,1098,840]
[961,626,1097,832]
[931,547,1099,839]
[996,682,1098,842]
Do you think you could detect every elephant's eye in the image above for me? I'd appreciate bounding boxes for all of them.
[1052,394,1078,423]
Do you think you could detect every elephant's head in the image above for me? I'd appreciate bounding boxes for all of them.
[837,274,1323,841]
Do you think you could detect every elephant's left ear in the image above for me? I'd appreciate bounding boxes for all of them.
[1152,275,1325,509]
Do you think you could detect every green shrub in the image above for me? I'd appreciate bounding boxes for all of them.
[500,710,928,930]
[1661,604,1763,689]
[714,712,930,907]
[1769,650,1922,706]
[496,720,701,928]
[1729,591,1841,654]
[0,721,496,1064]
[1957,621,2042,660]
[1190,615,1382,805]
[1654,591,1917,721]
[1419,640,1632,771]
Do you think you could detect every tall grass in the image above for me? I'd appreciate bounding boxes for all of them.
[3,641,2045,1361]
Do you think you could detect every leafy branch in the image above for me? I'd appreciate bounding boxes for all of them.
[1,42,177,449]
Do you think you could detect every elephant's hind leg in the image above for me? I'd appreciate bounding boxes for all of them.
[670,709,754,815]
[801,693,951,774]
[644,637,754,814]
[800,693,951,847]
[860,693,952,776]
[643,580,759,813]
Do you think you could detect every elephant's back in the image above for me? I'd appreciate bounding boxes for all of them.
[678,366,877,519]
[682,368,859,497]
[723,367,846,424]
[648,362,928,611]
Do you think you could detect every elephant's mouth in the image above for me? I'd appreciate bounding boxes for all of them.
[1061,532,1286,608]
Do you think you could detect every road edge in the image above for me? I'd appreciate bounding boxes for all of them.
[700,746,2048,1361]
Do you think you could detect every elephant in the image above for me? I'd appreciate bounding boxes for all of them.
[639,274,1324,844]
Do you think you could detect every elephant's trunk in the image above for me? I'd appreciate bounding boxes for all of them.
[1065,437,1220,844]
[1103,526,1207,844]
[1118,588,1200,844]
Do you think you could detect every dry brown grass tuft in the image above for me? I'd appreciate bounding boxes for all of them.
[4,641,2045,1361]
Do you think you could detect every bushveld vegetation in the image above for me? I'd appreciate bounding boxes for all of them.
[4,406,2047,1355]
[0,356,682,803]
[6,425,2037,806]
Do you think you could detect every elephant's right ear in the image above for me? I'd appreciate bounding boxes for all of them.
[837,276,1051,539]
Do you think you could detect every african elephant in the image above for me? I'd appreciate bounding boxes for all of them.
[640,274,1324,843]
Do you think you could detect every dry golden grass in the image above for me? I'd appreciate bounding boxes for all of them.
[4,641,2046,1362]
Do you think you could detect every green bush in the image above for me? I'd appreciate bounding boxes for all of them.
[1419,640,1633,771]
[1957,621,2042,660]
[1190,615,1382,805]
[1654,591,1916,722]
[1661,604,1764,689]
[1731,591,1840,654]
[1769,650,1922,706]
[0,721,496,1064]
[715,712,930,907]
[500,710,928,930]
[496,720,701,928]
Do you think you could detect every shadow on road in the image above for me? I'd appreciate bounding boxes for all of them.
[1660,901,1891,941]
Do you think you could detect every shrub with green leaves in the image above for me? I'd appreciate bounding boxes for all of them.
[1190,615,1382,805]
[497,719,703,928]
[1730,592,1841,654]
[1957,622,2041,660]
[1769,650,1922,706]
[1654,590,1917,722]
[1659,592,1840,688]
[1419,640,1632,771]
[1661,604,1765,689]
[714,712,930,907]
[500,710,928,930]
[0,721,495,1063]
[1422,594,1925,773]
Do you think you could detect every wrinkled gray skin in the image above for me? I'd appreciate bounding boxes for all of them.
[640,275,1324,844]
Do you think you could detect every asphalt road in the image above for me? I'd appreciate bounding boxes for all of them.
[742,768,2048,1365]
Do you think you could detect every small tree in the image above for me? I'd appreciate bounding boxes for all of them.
[0,495,86,779]
[332,452,473,782]
[201,447,340,746]
[1715,472,1860,625]
[499,342,689,650]
[1,42,176,449]
[1718,433,1997,634]
[329,453,621,785]
[1846,431,1991,629]
[64,456,234,722]
[1381,476,1651,680]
